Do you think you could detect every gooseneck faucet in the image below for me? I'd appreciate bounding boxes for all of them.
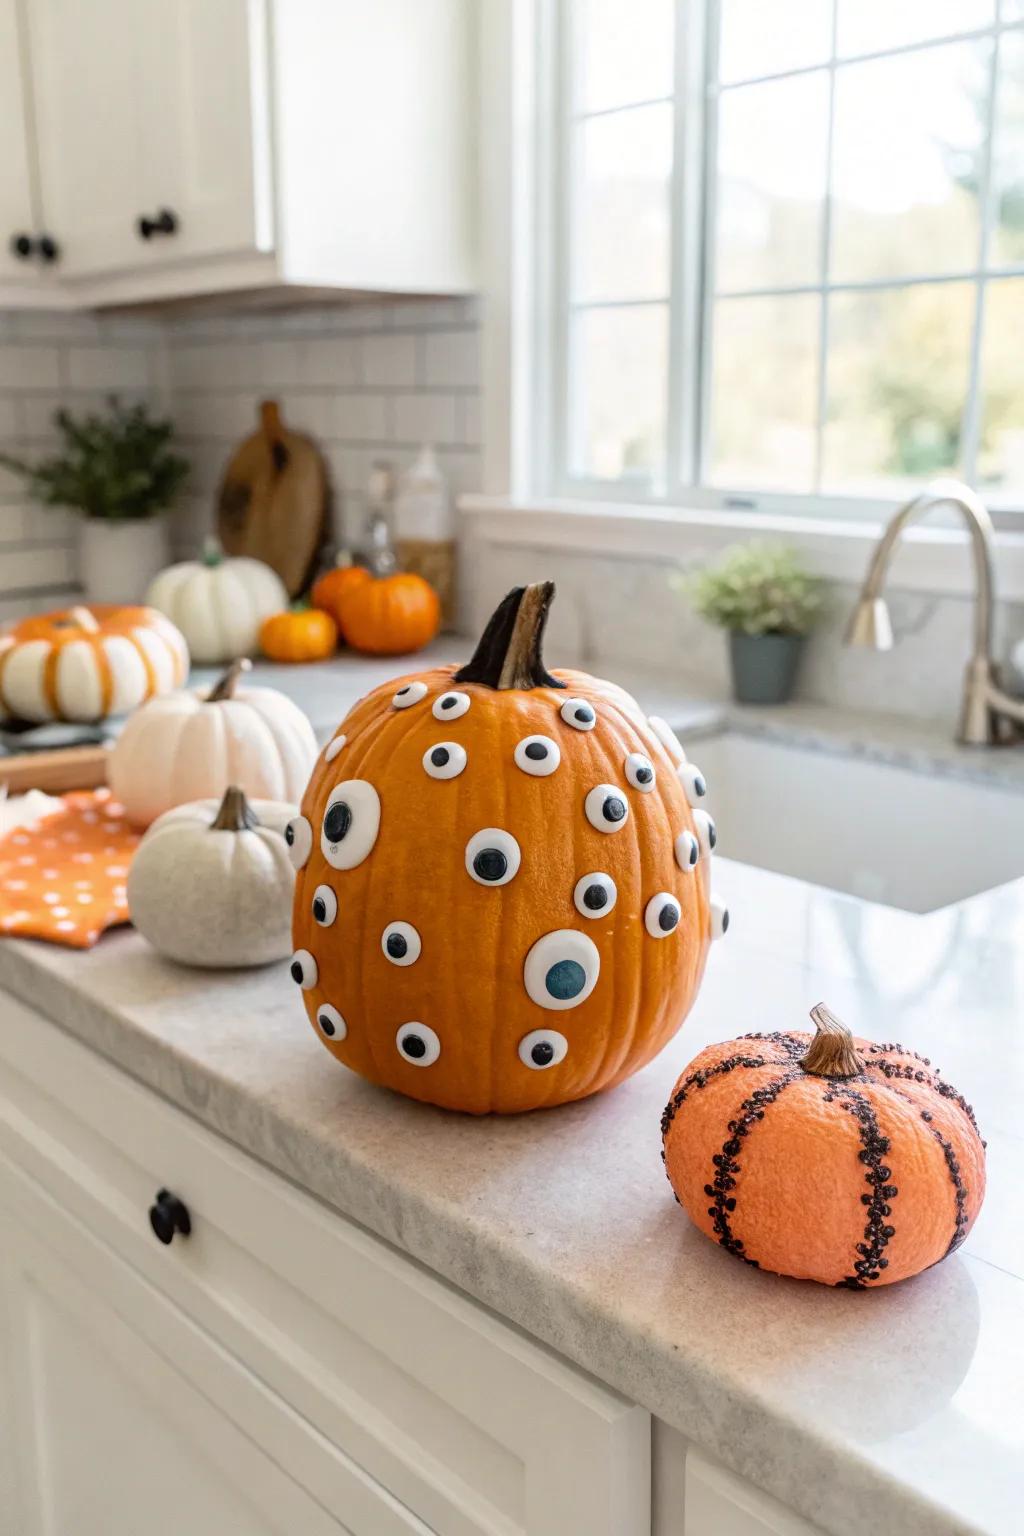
[845,478,1024,746]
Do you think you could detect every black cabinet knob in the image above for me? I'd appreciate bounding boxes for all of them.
[149,1188,192,1245]
[38,234,59,263]
[137,208,178,240]
[10,233,34,259]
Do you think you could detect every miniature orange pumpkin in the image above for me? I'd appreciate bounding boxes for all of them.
[287,582,724,1114]
[662,1004,986,1288]
[336,570,440,656]
[260,606,337,663]
[311,561,371,627]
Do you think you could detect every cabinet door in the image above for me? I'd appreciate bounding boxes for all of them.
[0,0,43,286]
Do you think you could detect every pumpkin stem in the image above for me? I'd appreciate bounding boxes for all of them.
[801,1004,866,1079]
[453,582,566,691]
[68,606,100,633]
[210,784,257,832]
[206,656,252,702]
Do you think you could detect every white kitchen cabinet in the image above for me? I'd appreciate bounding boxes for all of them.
[0,0,47,291]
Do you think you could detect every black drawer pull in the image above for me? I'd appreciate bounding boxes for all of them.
[149,1188,191,1245]
[137,208,178,240]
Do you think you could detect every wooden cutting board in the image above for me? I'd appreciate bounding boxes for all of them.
[216,400,328,597]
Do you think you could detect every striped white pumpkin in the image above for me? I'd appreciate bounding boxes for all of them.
[0,605,189,724]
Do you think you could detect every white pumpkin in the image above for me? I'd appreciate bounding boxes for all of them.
[109,658,318,828]
[128,786,296,968]
[146,542,287,664]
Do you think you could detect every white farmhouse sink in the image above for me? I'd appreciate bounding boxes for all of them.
[689,731,1024,913]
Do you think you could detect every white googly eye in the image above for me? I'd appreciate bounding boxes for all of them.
[711,899,730,939]
[321,780,381,869]
[290,949,318,989]
[514,734,561,777]
[674,830,700,871]
[560,696,596,731]
[312,884,337,927]
[624,752,656,792]
[524,929,600,1011]
[465,828,521,886]
[323,733,347,763]
[584,783,630,833]
[678,763,707,804]
[432,690,471,721]
[647,715,687,764]
[392,681,428,709]
[422,741,467,779]
[315,1003,347,1041]
[645,892,682,938]
[285,815,312,869]
[573,872,617,919]
[381,921,421,966]
[693,809,717,856]
[396,1022,441,1066]
[518,1028,569,1070]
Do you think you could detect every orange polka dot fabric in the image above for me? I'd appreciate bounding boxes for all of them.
[0,788,141,948]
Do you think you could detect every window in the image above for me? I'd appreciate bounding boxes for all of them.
[556,0,1024,512]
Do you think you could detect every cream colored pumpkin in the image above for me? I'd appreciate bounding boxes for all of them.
[109,659,318,828]
[128,786,296,968]
[145,542,287,664]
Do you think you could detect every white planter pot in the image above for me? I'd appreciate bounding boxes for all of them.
[77,516,170,605]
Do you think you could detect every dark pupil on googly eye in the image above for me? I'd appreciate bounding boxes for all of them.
[474,848,508,882]
[290,960,304,983]
[688,839,699,865]
[603,795,626,822]
[636,764,653,784]
[312,896,327,922]
[318,1012,336,1037]
[430,746,450,767]
[659,903,680,932]
[324,802,352,843]
[285,824,295,845]
[386,933,408,958]
[525,742,548,760]
[583,883,608,911]
[531,1040,555,1066]
[441,696,457,710]
[575,706,593,723]
[402,1034,427,1059]
[545,960,586,999]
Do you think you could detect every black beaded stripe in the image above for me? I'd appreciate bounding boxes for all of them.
[734,1030,809,1060]
[660,1053,770,1140]
[880,1080,973,1260]
[824,1085,899,1288]
[704,1071,802,1265]
[868,1052,984,1144]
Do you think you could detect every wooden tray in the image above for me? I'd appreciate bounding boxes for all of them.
[0,744,110,795]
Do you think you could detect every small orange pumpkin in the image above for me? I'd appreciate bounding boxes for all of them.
[311,561,371,627]
[287,582,723,1114]
[260,606,337,663]
[336,571,440,656]
[662,1004,986,1288]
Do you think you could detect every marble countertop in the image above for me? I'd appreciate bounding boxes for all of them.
[3,649,1024,1536]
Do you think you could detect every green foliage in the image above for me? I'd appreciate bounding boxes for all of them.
[682,542,823,638]
[0,397,189,521]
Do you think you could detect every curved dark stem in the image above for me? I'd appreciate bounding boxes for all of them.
[206,657,252,702]
[210,784,257,832]
[454,582,565,691]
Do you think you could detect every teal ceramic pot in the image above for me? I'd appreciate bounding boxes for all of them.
[729,631,804,705]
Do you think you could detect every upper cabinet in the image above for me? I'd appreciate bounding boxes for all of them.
[2,0,476,307]
[0,0,47,289]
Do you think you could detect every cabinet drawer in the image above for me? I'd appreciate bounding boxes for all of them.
[685,1450,823,1536]
[0,995,649,1536]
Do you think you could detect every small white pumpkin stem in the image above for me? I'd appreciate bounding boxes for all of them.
[210,784,257,832]
[206,656,252,702]
[201,535,223,569]
[801,1003,866,1079]
[68,606,101,633]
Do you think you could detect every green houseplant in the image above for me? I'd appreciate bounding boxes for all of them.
[686,542,823,704]
[0,398,189,605]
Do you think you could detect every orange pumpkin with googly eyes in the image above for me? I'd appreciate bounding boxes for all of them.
[287,582,726,1114]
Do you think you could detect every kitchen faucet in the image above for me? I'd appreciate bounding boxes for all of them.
[845,477,1024,746]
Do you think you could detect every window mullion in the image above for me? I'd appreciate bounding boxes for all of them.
[666,0,706,493]
[814,0,840,493]
[960,27,1001,485]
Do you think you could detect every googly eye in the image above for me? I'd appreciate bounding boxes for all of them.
[674,830,700,871]
[285,815,312,869]
[518,1029,569,1070]
[645,892,681,938]
[624,752,656,792]
[465,828,521,886]
[647,715,687,764]
[560,697,596,731]
[312,884,337,927]
[523,929,600,1011]
[432,690,471,720]
[290,949,318,989]
[323,733,347,763]
[693,809,717,855]
[514,734,561,777]
[573,872,617,919]
[584,784,630,833]
[678,763,707,804]
[711,900,730,939]
[315,1003,347,1040]
[396,1022,441,1066]
[321,780,381,870]
[393,681,428,709]
[422,742,467,780]
[381,921,421,966]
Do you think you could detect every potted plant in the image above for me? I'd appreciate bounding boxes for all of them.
[686,542,822,705]
[0,397,189,604]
